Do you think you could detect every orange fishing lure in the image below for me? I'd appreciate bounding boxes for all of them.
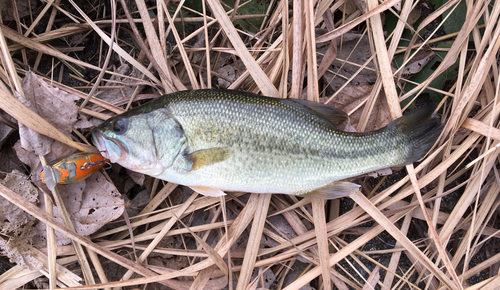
[40,153,109,189]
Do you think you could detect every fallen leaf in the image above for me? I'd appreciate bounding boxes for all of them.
[190,32,207,64]
[250,268,275,289]
[17,71,80,156]
[322,85,393,131]
[283,260,315,289]
[0,142,27,176]
[0,115,16,148]
[0,0,36,22]
[321,33,378,94]
[73,115,95,129]
[339,0,359,14]
[33,171,124,247]
[15,91,52,156]
[0,171,41,270]
[149,236,177,259]
[126,169,145,186]
[217,65,238,88]
[407,7,422,26]
[0,171,38,233]
[0,226,41,270]
[400,48,435,75]
[90,64,145,109]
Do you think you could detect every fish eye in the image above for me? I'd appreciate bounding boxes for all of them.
[113,119,128,135]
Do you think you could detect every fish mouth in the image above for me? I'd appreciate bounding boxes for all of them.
[91,128,109,159]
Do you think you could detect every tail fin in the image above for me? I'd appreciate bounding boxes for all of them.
[387,104,444,164]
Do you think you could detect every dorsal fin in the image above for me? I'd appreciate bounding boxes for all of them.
[286,99,348,127]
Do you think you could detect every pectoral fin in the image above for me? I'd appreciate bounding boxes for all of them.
[300,181,360,199]
[189,186,226,197]
[183,148,230,171]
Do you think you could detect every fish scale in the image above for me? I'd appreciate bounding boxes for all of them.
[93,89,443,198]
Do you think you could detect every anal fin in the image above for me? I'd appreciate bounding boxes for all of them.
[189,186,227,197]
[300,181,360,199]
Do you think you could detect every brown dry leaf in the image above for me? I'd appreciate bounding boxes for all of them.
[92,64,145,107]
[217,65,238,88]
[322,85,392,131]
[190,32,208,65]
[0,0,36,22]
[339,0,360,14]
[283,261,315,289]
[33,172,124,247]
[73,115,95,130]
[18,71,80,156]
[0,114,16,148]
[250,269,275,289]
[70,172,124,232]
[126,169,145,186]
[265,215,297,246]
[407,7,422,26]
[400,48,435,75]
[0,124,14,148]
[0,144,26,177]
[14,93,51,156]
[0,171,41,270]
[24,71,80,135]
[321,33,377,94]
[0,171,38,233]
[0,226,41,270]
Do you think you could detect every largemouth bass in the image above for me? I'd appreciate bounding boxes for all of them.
[92,89,443,199]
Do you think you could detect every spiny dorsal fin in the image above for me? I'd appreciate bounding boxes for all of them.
[184,147,230,171]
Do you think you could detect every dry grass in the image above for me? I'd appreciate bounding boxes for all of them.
[0,0,499,289]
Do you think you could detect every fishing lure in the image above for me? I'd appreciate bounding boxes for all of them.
[40,152,110,190]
